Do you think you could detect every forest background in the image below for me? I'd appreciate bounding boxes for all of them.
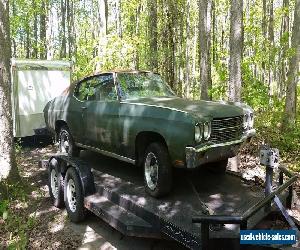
[9,0,299,167]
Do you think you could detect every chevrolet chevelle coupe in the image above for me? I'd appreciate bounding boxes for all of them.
[44,71,255,197]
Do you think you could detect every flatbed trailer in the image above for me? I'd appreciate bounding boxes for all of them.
[44,150,299,249]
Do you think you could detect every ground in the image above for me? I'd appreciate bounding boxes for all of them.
[0,138,299,249]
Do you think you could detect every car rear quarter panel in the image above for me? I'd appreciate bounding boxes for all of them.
[45,91,83,141]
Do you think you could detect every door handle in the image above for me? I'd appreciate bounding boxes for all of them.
[81,106,87,110]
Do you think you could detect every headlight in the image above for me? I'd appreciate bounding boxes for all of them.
[195,124,203,142]
[243,114,248,129]
[248,113,254,129]
[203,122,211,140]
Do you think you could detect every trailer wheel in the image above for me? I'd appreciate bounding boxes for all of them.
[64,167,86,222]
[207,159,228,174]
[59,126,80,157]
[48,158,64,208]
[143,142,172,198]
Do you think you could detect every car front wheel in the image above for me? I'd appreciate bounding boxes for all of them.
[143,142,172,198]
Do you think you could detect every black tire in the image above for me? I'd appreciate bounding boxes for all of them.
[207,159,228,174]
[143,142,172,198]
[59,126,80,157]
[48,158,64,208]
[64,167,86,222]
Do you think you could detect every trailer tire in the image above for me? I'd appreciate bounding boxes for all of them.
[143,142,172,198]
[64,167,86,222]
[59,126,80,157]
[48,158,64,208]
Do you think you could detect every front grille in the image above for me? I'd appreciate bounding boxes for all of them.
[211,116,243,143]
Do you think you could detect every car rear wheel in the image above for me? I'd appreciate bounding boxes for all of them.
[143,142,172,198]
[64,167,86,222]
[59,126,80,157]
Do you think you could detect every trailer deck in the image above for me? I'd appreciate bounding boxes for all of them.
[75,151,293,249]
[44,149,298,249]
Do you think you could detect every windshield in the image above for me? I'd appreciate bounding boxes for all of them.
[117,72,175,100]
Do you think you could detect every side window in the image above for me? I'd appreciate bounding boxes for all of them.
[74,74,116,101]
[75,79,93,101]
[93,74,117,101]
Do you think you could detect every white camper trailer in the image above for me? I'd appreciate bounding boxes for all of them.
[11,59,71,137]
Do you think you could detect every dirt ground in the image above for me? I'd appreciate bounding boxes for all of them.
[3,137,300,249]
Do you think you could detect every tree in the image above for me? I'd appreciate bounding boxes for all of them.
[60,0,67,58]
[283,0,300,126]
[0,0,18,182]
[184,0,191,98]
[279,0,290,97]
[199,0,212,100]
[228,0,243,102]
[39,0,47,59]
[148,0,158,71]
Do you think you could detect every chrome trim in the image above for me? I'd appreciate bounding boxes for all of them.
[119,101,188,114]
[76,143,135,164]
[187,129,256,154]
[212,125,241,131]
[213,116,242,121]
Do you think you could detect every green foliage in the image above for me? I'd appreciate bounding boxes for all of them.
[0,181,36,249]
[8,0,300,171]
[253,87,300,172]
[15,138,22,155]
[210,62,228,100]
[242,61,270,109]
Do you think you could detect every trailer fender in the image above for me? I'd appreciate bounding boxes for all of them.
[48,154,96,197]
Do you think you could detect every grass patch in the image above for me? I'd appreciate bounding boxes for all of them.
[0,180,37,249]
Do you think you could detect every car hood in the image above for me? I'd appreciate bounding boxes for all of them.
[123,97,245,119]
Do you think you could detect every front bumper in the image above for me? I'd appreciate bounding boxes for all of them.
[185,129,256,169]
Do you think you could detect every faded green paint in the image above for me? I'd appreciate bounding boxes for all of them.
[44,71,254,168]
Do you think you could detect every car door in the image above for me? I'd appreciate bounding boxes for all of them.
[67,78,91,144]
[83,74,120,153]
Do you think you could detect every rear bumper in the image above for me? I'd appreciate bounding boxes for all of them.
[185,129,256,169]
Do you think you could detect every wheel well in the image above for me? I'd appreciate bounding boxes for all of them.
[55,120,68,136]
[135,131,168,167]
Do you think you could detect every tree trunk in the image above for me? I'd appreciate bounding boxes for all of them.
[228,0,243,102]
[212,0,217,64]
[199,0,212,100]
[268,0,274,92]
[33,0,38,58]
[40,0,47,59]
[11,0,16,57]
[261,0,267,83]
[60,0,66,58]
[97,0,108,70]
[116,0,122,38]
[262,0,267,37]
[0,0,18,182]
[185,0,191,98]
[25,23,30,58]
[148,0,158,71]
[283,0,300,126]
[98,0,108,36]
[279,0,290,97]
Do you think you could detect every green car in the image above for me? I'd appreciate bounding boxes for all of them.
[44,71,255,197]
